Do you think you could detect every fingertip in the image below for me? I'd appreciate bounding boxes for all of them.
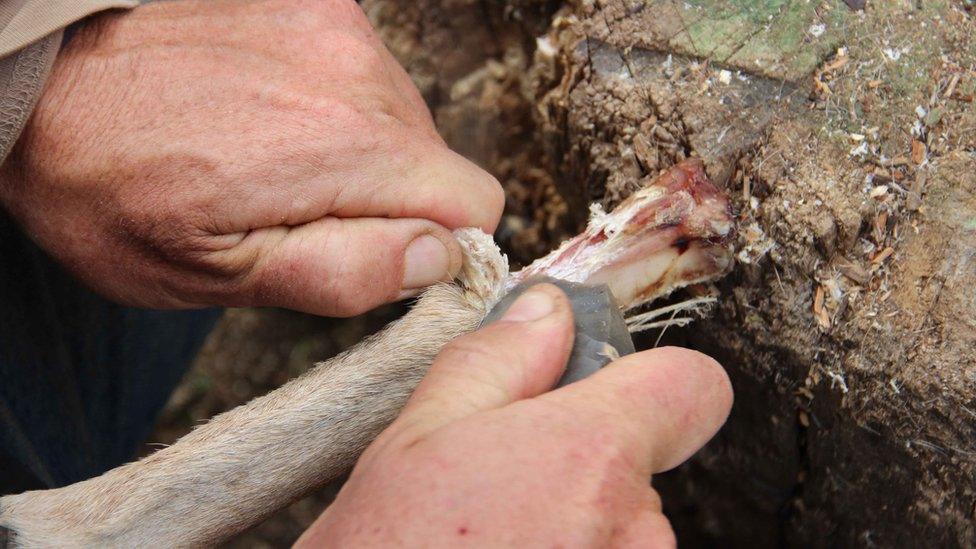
[648,346,733,421]
[623,347,732,472]
[442,149,505,234]
[479,169,506,233]
[552,345,733,475]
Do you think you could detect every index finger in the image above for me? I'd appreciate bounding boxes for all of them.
[334,142,504,233]
[537,346,733,478]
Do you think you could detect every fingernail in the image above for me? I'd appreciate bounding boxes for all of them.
[501,286,555,322]
[402,234,452,290]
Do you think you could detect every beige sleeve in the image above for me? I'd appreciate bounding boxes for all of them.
[0,0,139,163]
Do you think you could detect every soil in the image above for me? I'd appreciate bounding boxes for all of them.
[151,1,976,546]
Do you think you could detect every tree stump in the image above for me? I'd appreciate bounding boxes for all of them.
[365,1,976,545]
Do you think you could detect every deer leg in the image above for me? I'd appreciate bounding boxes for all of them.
[0,160,733,548]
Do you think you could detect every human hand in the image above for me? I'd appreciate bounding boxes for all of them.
[0,0,503,316]
[297,284,733,547]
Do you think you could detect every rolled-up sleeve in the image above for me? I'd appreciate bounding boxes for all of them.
[0,0,138,163]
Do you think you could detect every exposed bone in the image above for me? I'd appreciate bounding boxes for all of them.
[0,160,734,548]
[514,159,733,310]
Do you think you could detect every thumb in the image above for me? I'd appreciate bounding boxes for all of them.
[225,216,464,317]
[394,283,575,437]
[541,346,733,477]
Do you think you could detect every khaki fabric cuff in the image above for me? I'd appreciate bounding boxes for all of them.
[0,30,60,164]
[0,0,139,163]
[0,0,138,58]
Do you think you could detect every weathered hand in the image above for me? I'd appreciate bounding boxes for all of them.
[298,284,733,547]
[0,0,503,316]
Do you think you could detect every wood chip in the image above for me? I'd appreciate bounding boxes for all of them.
[944,73,961,99]
[872,167,892,183]
[870,185,889,198]
[798,410,811,428]
[796,387,815,400]
[881,156,909,167]
[906,192,923,211]
[911,138,926,165]
[910,171,927,194]
[874,211,888,243]
[872,246,895,264]
[814,286,831,329]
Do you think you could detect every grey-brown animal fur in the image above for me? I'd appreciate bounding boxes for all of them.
[0,278,490,547]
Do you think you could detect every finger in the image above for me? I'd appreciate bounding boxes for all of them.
[540,346,733,477]
[222,137,505,238]
[213,216,463,317]
[394,283,575,436]
[328,141,506,234]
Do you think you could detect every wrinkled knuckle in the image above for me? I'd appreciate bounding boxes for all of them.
[304,95,393,147]
[327,32,387,81]
[116,198,196,258]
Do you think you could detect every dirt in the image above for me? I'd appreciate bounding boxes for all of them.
[151,1,976,546]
